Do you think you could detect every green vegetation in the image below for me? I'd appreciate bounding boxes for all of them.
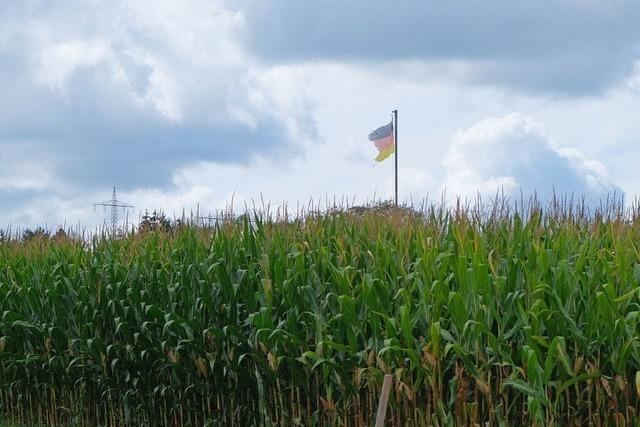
[2,200,640,425]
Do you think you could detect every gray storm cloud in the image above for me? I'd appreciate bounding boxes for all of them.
[238,0,640,95]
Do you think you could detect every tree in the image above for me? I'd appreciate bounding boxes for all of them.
[22,227,50,242]
[53,228,69,242]
[138,210,172,233]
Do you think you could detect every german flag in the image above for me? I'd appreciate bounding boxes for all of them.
[368,121,394,162]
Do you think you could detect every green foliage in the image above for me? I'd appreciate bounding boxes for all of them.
[138,210,174,234]
[2,201,640,425]
[20,227,49,242]
[0,421,32,427]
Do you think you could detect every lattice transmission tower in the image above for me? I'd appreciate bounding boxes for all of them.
[94,187,134,235]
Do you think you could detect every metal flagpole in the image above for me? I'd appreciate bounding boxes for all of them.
[393,109,398,205]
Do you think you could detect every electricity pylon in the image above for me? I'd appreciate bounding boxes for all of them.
[94,187,134,235]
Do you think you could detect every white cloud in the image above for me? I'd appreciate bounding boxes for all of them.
[441,113,620,202]
[25,0,250,123]
[245,65,318,144]
[628,61,640,91]
[35,38,113,95]
[0,143,56,192]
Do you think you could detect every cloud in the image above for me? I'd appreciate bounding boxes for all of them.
[0,0,315,191]
[2,2,637,230]
[442,113,620,202]
[237,0,640,95]
[0,142,56,192]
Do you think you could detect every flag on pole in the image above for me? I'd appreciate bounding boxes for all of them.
[368,121,395,162]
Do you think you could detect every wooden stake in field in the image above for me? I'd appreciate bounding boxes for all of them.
[375,374,394,427]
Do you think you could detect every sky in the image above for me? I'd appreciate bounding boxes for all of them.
[1,0,639,229]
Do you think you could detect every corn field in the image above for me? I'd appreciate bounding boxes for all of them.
[2,199,640,426]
